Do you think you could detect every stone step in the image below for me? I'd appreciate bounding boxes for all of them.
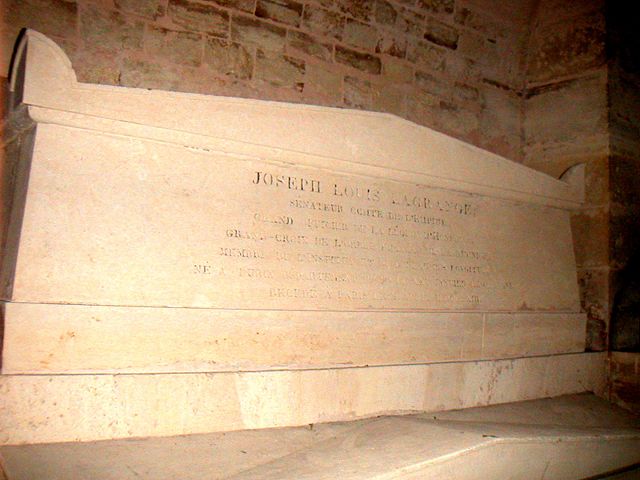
[0,353,606,445]
[1,302,586,375]
[1,394,638,480]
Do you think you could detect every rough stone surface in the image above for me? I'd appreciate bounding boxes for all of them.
[607,4,640,391]
[584,156,610,206]
[79,4,144,54]
[145,26,203,67]
[343,75,373,108]
[571,208,609,269]
[117,54,224,94]
[204,38,254,79]
[477,83,520,159]
[527,11,606,84]
[167,0,230,37]
[114,0,166,20]
[0,0,545,165]
[207,0,257,13]
[397,8,426,37]
[301,5,344,40]
[417,0,454,16]
[610,257,640,352]
[343,19,379,52]
[1,394,637,479]
[68,47,119,85]
[407,40,446,72]
[0,354,607,444]
[373,82,407,116]
[454,6,506,41]
[524,73,608,162]
[522,0,640,413]
[376,31,407,58]
[423,17,459,50]
[287,30,333,62]
[382,56,413,81]
[335,45,382,74]
[255,49,304,90]
[610,352,640,414]
[610,156,640,207]
[335,0,374,22]
[374,0,398,26]
[414,70,448,96]
[256,0,303,27]
[4,0,77,43]
[302,63,342,105]
[578,268,609,352]
[610,210,640,270]
[231,14,286,50]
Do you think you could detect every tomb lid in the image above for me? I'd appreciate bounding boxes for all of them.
[10,30,583,209]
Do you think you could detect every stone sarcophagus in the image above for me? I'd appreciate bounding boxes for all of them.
[0,31,603,445]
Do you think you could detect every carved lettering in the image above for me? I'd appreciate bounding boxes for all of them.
[253,171,321,193]
[193,164,512,309]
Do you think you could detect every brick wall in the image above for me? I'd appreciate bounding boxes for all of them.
[1,0,533,160]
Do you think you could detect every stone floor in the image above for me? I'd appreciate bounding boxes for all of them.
[603,469,640,479]
[1,393,639,480]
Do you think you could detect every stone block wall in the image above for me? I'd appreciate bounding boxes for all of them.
[522,0,610,352]
[607,1,640,413]
[1,0,533,160]
[608,1,640,344]
[609,352,640,413]
[521,3,640,416]
[1,0,639,410]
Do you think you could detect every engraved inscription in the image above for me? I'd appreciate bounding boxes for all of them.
[190,163,521,310]
[21,124,576,314]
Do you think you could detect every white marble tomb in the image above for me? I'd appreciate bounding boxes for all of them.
[0,31,601,445]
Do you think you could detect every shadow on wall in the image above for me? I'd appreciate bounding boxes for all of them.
[611,253,640,351]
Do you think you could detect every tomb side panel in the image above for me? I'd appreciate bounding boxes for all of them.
[3,303,586,374]
[12,124,580,311]
[0,352,606,445]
